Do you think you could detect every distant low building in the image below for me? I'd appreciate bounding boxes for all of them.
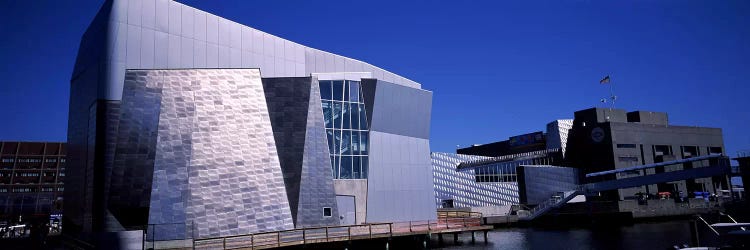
[0,141,65,222]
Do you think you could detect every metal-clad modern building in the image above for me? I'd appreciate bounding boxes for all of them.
[431,149,562,210]
[66,0,434,242]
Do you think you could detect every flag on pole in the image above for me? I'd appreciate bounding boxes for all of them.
[599,75,610,84]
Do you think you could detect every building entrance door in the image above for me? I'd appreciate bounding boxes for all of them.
[336,195,355,225]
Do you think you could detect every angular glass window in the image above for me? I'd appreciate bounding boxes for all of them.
[360,132,368,155]
[330,156,336,177]
[341,130,352,155]
[326,130,334,153]
[352,156,361,179]
[343,81,350,102]
[351,132,360,155]
[332,156,339,178]
[340,156,352,179]
[332,102,342,128]
[322,101,333,128]
[361,157,368,179]
[358,104,368,130]
[333,131,341,154]
[332,81,344,101]
[349,81,360,102]
[319,80,332,100]
[350,102,360,130]
[342,103,351,129]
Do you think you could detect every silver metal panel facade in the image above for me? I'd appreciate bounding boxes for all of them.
[546,119,573,157]
[74,0,420,103]
[431,153,519,208]
[117,69,294,239]
[297,80,340,227]
[364,79,435,222]
[367,132,435,222]
[367,80,432,140]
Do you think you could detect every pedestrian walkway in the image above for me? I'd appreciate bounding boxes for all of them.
[193,212,492,249]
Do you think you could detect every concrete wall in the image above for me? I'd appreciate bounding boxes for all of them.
[619,199,724,218]
[333,179,367,225]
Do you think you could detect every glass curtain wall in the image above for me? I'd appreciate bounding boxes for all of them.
[319,80,369,179]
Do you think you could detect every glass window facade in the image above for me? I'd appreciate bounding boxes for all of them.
[319,80,369,179]
[473,156,556,183]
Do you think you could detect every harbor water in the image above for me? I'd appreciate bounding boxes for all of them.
[435,219,693,250]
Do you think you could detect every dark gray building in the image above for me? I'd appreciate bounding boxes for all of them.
[565,108,728,200]
[0,142,65,221]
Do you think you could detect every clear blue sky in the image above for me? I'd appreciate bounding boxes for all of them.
[0,1,748,157]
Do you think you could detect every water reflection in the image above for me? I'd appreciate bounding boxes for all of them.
[434,220,692,250]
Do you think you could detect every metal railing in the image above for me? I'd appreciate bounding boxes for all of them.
[192,216,483,249]
[437,211,483,219]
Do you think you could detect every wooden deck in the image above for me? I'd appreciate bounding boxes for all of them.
[192,212,492,249]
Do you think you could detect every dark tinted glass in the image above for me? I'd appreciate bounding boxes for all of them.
[342,103,351,129]
[322,101,333,128]
[360,133,368,155]
[349,81,360,102]
[352,156,361,179]
[332,81,344,100]
[340,156,352,179]
[343,81,350,102]
[359,104,368,130]
[319,81,332,100]
[333,102,342,128]
[341,131,351,155]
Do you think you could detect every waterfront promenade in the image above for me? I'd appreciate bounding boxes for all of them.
[186,212,491,250]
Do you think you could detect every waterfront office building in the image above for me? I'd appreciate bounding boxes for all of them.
[564,108,728,201]
[66,0,434,241]
[0,142,65,221]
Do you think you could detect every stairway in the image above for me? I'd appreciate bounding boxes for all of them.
[518,189,581,221]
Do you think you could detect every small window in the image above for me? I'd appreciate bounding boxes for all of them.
[323,207,332,217]
[617,144,637,149]
[618,156,639,162]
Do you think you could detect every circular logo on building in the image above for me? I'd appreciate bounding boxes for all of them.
[591,127,605,143]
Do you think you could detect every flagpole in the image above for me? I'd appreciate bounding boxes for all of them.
[610,79,615,109]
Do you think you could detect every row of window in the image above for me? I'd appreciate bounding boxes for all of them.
[322,102,369,131]
[1,158,65,164]
[326,130,368,156]
[472,156,556,183]
[0,172,61,177]
[320,80,362,103]
[618,156,639,162]
[331,155,368,179]
[0,187,64,193]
